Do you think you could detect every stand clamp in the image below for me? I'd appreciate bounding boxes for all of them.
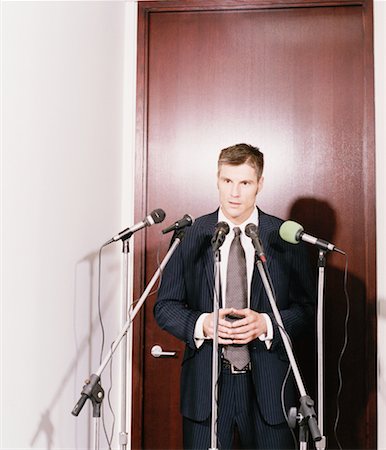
[299,395,321,442]
[72,373,104,418]
[288,396,327,450]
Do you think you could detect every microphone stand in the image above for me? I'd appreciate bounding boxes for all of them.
[209,248,221,450]
[317,249,327,448]
[119,239,130,450]
[71,232,185,450]
[255,256,326,450]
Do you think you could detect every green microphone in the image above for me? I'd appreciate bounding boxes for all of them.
[279,220,344,254]
[279,220,304,245]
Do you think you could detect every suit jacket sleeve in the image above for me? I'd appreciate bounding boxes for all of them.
[154,224,212,350]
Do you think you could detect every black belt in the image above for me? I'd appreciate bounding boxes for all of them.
[221,359,251,374]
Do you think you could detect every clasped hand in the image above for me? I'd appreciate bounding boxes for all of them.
[203,308,268,345]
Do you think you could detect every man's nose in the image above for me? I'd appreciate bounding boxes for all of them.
[230,184,240,196]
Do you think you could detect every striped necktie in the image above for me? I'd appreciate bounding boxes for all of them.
[223,227,250,370]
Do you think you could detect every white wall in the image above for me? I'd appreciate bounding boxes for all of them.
[1,1,136,449]
[1,1,385,449]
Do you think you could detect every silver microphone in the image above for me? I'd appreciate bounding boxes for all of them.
[106,208,166,244]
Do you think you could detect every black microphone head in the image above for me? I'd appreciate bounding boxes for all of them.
[245,223,258,238]
[162,213,194,234]
[214,221,230,235]
[149,208,166,224]
[181,214,194,227]
[211,221,230,251]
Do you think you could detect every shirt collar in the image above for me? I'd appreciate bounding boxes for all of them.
[218,207,259,233]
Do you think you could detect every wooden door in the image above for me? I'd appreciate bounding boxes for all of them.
[132,1,376,449]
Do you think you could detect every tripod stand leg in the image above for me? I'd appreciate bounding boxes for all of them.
[94,417,100,450]
[299,423,308,450]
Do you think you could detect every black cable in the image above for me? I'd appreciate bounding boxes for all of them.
[96,242,114,448]
[281,363,298,449]
[333,252,350,450]
[102,340,116,450]
[97,244,108,365]
[127,233,166,314]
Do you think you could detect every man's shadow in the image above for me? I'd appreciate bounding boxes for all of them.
[289,197,372,450]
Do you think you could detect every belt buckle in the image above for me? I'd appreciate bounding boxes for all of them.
[230,362,250,374]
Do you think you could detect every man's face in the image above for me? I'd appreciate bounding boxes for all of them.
[217,163,263,225]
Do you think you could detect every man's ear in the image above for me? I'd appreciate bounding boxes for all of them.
[257,176,264,193]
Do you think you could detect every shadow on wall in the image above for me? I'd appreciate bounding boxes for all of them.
[288,197,372,450]
[29,249,120,450]
[30,409,54,449]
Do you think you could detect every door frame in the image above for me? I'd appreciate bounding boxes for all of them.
[132,1,376,448]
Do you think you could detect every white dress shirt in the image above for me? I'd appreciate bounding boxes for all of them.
[194,207,273,348]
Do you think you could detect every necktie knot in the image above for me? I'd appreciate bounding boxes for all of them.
[233,227,241,237]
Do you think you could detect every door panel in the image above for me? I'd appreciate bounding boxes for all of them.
[133,2,375,449]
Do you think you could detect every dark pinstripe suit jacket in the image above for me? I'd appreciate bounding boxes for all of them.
[154,208,315,425]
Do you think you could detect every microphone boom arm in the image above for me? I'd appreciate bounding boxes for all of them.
[255,259,326,448]
[72,235,183,418]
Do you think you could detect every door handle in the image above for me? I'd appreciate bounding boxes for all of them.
[151,345,177,358]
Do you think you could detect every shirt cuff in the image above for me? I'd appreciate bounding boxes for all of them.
[259,313,273,350]
[194,313,210,349]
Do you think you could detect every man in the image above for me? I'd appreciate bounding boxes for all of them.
[154,143,315,449]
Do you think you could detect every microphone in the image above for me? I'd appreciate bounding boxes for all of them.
[245,223,267,263]
[162,214,194,234]
[279,220,344,254]
[106,208,166,244]
[211,221,230,252]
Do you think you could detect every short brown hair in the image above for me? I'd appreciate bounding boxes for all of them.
[217,143,264,180]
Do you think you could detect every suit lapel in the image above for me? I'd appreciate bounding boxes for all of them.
[200,211,218,300]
